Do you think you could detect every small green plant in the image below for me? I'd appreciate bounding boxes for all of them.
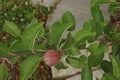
[0,0,51,31]
[0,0,120,80]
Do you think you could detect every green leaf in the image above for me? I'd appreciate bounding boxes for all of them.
[33,43,46,51]
[95,22,107,36]
[61,32,74,50]
[91,0,116,7]
[110,55,120,78]
[111,32,120,42]
[48,21,73,46]
[55,61,67,70]
[25,19,45,39]
[66,56,80,68]
[83,19,95,30]
[91,5,104,22]
[20,55,42,80]
[3,21,21,37]
[68,45,81,56]
[11,22,44,53]
[112,45,120,57]
[101,60,113,73]
[74,27,96,46]
[109,4,120,15]
[88,43,104,67]
[37,25,45,39]
[0,43,11,57]
[83,19,107,38]
[0,64,7,80]
[25,18,38,30]
[66,56,86,69]
[81,65,93,80]
[103,24,113,40]
[99,42,109,53]
[22,23,44,46]
[10,56,21,64]
[101,73,118,80]
[62,11,76,31]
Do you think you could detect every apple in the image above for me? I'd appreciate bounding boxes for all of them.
[44,50,60,66]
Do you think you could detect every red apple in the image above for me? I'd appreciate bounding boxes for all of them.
[44,50,60,66]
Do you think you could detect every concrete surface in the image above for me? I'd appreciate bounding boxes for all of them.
[47,0,92,32]
[32,0,110,80]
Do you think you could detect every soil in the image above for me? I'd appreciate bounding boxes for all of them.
[110,12,120,31]
[110,0,120,31]
[117,0,120,2]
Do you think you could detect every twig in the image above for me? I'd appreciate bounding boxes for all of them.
[0,50,46,58]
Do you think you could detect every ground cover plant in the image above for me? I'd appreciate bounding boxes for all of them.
[0,0,120,80]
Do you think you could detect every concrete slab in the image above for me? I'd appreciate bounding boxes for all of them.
[47,0,92,31]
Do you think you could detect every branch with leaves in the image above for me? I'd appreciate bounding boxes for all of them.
[0,0,120,80]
